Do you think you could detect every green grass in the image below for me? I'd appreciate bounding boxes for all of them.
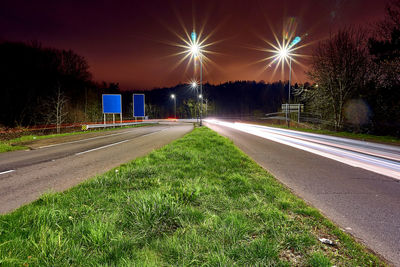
[0,123,155,153]
[0,127,384,266]
[253,121,400,145]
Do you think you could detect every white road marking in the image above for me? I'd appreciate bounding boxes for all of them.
[75,140,130,156]
[38,130,138,149]
[74,128,168,156]
[0,170,15,175]
[138,128,169,138]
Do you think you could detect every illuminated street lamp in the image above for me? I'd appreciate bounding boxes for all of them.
[276,36,301,126]
[198,94,208,118]
[170,94,176,118]
[190,81,199,122]
[288,36,301,114]
[190,30,203,126]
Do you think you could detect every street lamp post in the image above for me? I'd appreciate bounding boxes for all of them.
[199,94,207,117]
[204,98,208,117]
[287,57,292,127]
[191,82,199,122]
[171,94,176,118]
[281,36,301,127]
[191,30,203,126]
[199,55,203,126]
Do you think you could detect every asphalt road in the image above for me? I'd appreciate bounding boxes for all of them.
[0,122,193,214]
[205,120,400,265]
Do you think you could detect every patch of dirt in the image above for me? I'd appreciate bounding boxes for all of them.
[279,249,303,266]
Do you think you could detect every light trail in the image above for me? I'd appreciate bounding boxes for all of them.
[0,170,15,175]
[205,119,400,180]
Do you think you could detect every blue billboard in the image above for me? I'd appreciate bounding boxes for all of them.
[133,94,145,117]
[102,94,122,114]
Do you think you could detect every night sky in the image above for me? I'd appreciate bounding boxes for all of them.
[1,0,388,90]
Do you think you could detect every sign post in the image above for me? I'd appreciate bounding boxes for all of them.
[133,94,145,120]
[102,94,122,125]
[282,104,304,123]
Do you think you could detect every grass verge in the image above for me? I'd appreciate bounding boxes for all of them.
[0,123,155,153]
[0,127,384,266]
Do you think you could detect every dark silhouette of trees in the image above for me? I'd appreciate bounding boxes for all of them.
[366,0,400,136]
[0,41,94,127]
[127,81,289,119]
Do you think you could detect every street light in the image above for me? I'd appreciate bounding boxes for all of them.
[276,36,301,127]
[190,81,199,122]
[170,24,216,124]
[190,30,203,126]
[198,94,208,117]
[287,36,301,123]
[170,94,176,119]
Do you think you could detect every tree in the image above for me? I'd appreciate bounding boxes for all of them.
[307,28,369,130]
[40,85,69,133]
[367,0,400,135]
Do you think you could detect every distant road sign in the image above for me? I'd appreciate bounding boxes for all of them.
[282,104,304,112]
[103,94,122,114]
[133,94,145,117]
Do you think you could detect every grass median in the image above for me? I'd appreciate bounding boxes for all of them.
[0,127,384,266]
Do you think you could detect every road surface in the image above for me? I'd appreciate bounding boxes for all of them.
[0,122,193,214]
[206,120,400,265]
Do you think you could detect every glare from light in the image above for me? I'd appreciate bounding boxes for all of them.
[198,94,202,98]
[190,43,200,57]
[278,47,288,59]
[163,21,221,75]
[252,28,311,79]
[191,81,198,88]
[171,94,175,99]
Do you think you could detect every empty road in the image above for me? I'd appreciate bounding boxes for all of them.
[206,120,400,265]
[0,122,193,214]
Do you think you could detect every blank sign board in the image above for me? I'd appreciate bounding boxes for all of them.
[102,94,122,114]
[133,94,145,117]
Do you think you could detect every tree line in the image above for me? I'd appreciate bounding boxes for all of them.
[125,80,290,120]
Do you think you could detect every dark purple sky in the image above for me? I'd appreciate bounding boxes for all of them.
[1,0,388,89]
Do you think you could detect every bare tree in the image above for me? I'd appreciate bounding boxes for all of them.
[307,27,369,130]
[40,85,68,133]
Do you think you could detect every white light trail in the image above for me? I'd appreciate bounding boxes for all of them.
[205,120,400,180]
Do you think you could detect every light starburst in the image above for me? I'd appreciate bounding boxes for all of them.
[159,17,224,78]
[263,33,306,79]
[248,18,313,81]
